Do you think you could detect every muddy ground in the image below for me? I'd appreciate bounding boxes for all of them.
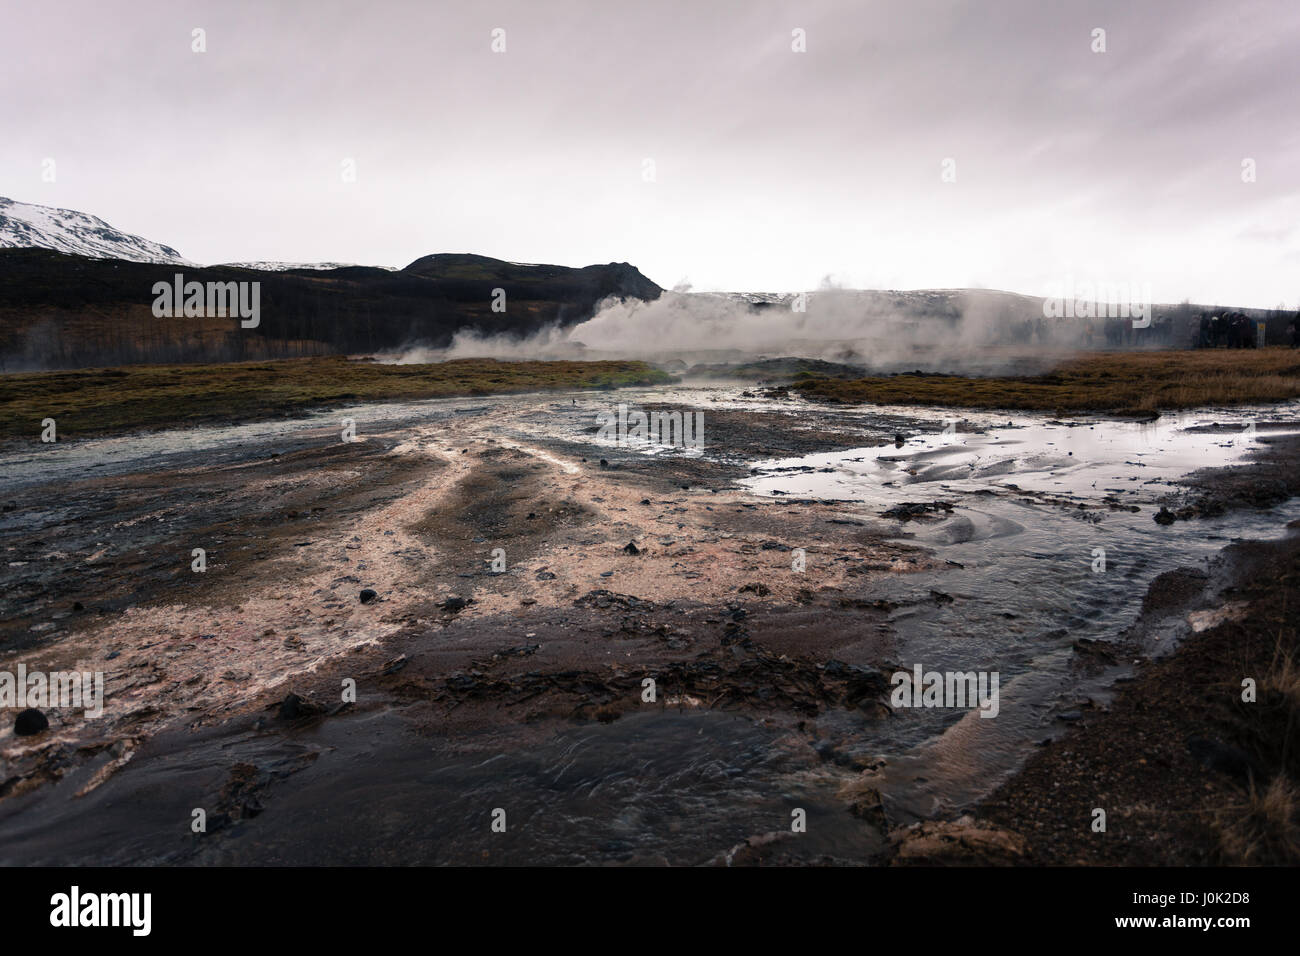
[0,396,941,861]
[1,395,1297,864]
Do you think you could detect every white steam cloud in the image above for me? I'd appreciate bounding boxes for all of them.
[377,288,1117,375]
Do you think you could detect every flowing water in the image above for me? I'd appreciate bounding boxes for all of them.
[740,404,1300,819]
[3,389,1299,863]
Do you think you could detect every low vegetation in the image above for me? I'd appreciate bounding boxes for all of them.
[793,349,1300,414]
[1212,635,1300,864]
[0,355,674,441]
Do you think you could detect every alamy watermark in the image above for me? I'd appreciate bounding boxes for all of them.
[50,886,150,936]
[890,663,1000,718]
[1042,275,1152,328]
[152,273,260,328]
[1,664,104,718]
[595,403,704,450]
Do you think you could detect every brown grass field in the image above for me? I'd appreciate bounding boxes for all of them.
[0,355,673,441]
[794,348,1300,415]
[4,349,1299,443]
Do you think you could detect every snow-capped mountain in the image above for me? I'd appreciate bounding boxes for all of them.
[216,261,398,272]
[0,196,190,265]
[0,197,404,271]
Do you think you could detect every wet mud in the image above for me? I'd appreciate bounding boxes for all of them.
[1,388,1298,864]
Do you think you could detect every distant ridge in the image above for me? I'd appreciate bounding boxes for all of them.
[0,247,664,369]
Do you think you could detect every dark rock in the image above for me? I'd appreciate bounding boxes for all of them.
[278,693,324,720]
[14,708,48,735]
[359,588,378,604]
[1153,506,1176,525]
[440,596,473,612]
[880,501,954,521]
[489,644,539,661]
[575,589,654,611]
[1071,638,1117,665]
[623,541,641,555]
[1187,736,1265,782]
[848,785,888,829]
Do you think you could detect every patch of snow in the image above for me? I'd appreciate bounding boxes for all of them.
[216,261,399,272]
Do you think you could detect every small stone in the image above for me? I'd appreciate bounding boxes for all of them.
[359,588,378,604]
[14,709,48,736]
[278,693,323,720]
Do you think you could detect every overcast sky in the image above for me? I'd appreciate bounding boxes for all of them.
[3,0,1298,307]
